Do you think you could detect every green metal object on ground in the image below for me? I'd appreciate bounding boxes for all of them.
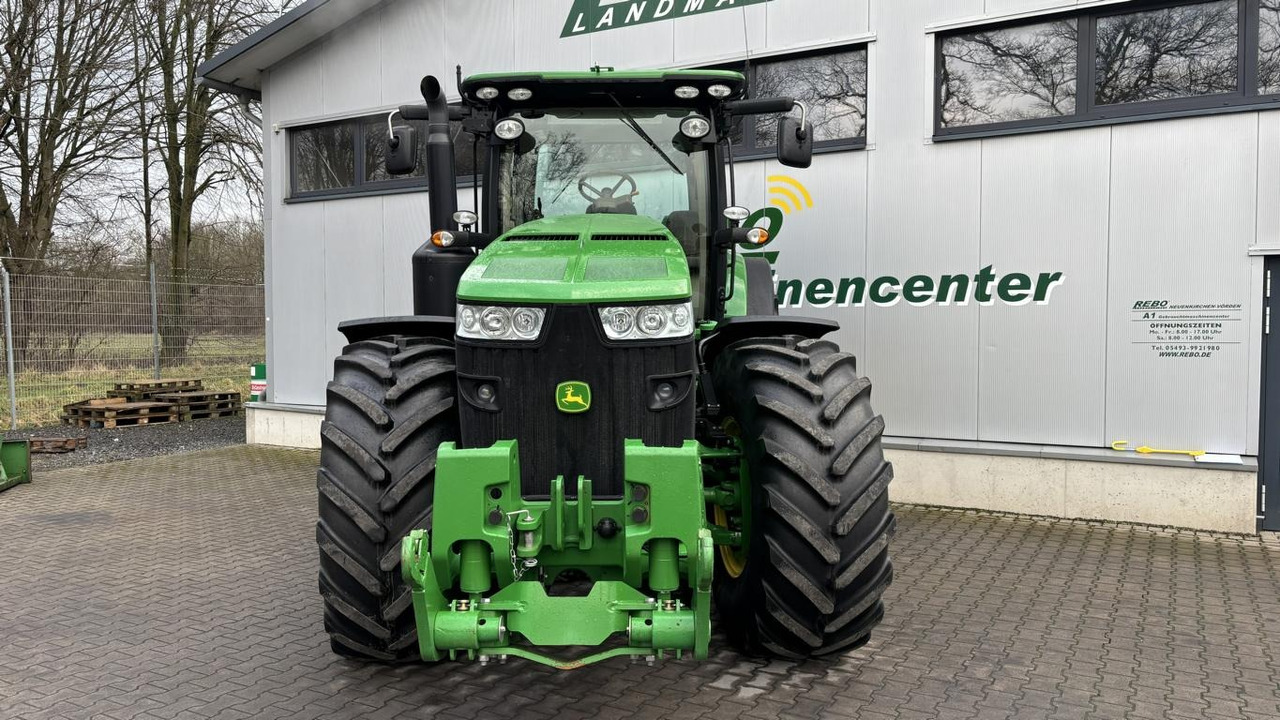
[401,439,714,668]
[0,440,31,493]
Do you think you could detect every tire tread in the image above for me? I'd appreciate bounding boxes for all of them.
[317,335,458,662]
[712,335,895,657]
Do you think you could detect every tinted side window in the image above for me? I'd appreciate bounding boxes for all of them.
[292,124,355,193]
[1260,1,1280,94]
[753,48,869,146]
[1094,0,1238,106]
[940,20,1078,129]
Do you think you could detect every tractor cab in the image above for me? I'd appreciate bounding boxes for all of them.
[385,68,812,322]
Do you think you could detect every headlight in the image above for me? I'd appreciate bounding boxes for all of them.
[507,87,533,101]
[598,302,694,341]
[680,115,711,139]
[457,305,546,341]
[475,86,500,101]
[459,306,479,332]
[707,83,733,98]
[494,118,525,141]
[674,85,700,99]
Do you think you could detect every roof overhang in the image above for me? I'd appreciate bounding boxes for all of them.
[197,0,388,99]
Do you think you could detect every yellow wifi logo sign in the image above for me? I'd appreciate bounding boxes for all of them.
[767,175,814,215]
[745,176,813,247]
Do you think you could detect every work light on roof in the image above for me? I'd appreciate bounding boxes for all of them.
[707,84,733,99]
[475,86,500,101]
[680,115,711,140]
[507,87,533,101]
[494,118,525,141]
[674,85,700,99]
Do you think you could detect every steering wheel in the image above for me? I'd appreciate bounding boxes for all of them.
[578,172,639,211]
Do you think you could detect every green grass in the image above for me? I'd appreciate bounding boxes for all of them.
[0,333,265,428]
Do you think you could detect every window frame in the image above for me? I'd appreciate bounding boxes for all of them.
[286,113,480,202]
[933,0,1280,141]
[706,42,870,161]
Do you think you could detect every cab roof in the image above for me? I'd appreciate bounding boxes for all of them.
[459,68,747,108]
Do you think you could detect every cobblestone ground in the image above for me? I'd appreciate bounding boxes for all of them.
[1,445,1279,720]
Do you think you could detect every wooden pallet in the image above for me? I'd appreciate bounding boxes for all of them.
[180,407,244,421]
[153,391,243,421]
[29,436,87,454]
[108,378,204,402]
[61,400,176,429]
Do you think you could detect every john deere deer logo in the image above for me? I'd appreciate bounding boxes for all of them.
[556,381,592,413]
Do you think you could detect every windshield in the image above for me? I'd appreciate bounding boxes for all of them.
[496,108,711,250]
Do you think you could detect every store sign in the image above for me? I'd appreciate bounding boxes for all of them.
[741,177,1066,309]
[1129,299,1245,359]
[561,0,772,37]
[772,268,1066,309]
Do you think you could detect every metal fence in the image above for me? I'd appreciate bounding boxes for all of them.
[0,265,265,428]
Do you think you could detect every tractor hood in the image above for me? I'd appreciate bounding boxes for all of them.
[456,215,692,304]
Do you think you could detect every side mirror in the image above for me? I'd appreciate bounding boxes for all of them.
[777,117,813,169]
[386,124,418,175]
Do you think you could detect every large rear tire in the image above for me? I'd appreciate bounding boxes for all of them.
[317,336,458,661]
[712,335,895,657]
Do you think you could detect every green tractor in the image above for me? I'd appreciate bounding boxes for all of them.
[318,67,895,669]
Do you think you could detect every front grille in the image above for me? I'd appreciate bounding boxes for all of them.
[456,305,695,498]
[505,234,579,242]
[591,234,667,242]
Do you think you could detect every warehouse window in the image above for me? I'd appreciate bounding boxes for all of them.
[1094,1,1238,105]
[712,44,869,158]
[288,115,477,200]
[936,0,1280,139]
[1261,1,1280,93]
[291,123,356,193]
[940,20,1079,128]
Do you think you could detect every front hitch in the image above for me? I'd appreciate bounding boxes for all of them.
[400,439,712,668]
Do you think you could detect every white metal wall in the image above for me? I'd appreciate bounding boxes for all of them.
[260,0,1272,456]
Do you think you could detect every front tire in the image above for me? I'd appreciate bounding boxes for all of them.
[317,336,458,661]
[712,336,895,657]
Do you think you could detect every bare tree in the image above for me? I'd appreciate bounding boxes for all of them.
[0,0,140,273]
[136,0,278,360]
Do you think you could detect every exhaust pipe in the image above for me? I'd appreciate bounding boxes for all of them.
[421,75,458,234]
[410,76,468,317]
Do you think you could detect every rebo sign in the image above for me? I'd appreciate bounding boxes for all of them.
[561,0,772,37]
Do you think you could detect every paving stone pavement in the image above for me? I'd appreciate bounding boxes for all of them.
[2,445,1280,720]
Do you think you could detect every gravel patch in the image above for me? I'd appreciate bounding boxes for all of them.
[3,416,246,471]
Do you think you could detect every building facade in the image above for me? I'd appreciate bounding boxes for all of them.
[202,0,1280,533]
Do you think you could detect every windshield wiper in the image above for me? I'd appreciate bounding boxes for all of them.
[607,93,683,176]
